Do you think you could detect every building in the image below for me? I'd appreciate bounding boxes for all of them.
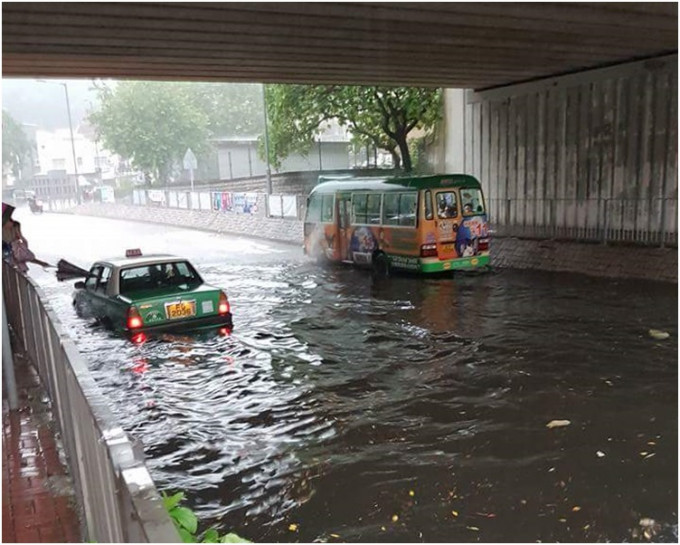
[213,121,352,180]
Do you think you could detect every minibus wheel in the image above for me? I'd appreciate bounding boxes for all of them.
[372,252,390,279]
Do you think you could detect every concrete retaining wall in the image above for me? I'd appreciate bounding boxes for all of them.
[71,203,303,245]
[68,203,676,282]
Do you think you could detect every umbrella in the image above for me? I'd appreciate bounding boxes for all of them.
[56,259,89,282]
[2,203,15,225]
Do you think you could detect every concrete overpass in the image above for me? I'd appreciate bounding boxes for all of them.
[2,2,678,246]
[2,2,676,88]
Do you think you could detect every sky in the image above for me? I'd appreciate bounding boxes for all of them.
[2,78,102,130]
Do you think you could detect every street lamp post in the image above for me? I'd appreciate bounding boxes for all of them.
[38,80,81,204]
[261,83,273,215]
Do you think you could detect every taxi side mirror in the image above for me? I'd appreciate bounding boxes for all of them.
[74,281,85,290]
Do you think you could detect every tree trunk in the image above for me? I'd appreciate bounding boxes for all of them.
[395,131,412,172]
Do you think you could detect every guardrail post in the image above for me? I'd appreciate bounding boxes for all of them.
[2,297,19,410]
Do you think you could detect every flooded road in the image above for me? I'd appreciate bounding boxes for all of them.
[19,211,678,542]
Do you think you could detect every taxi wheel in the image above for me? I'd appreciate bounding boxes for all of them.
[372,252,390,279]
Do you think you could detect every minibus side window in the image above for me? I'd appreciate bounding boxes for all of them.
[306,193,322,222]
[352,193,369,224]
[424,190,433,220]
[399,193,417,227]
[321,194,334,222]
[367,194,381,224]
[383,193,400,226]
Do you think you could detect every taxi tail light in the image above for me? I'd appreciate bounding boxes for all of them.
[420,243,438,257]
[127,306,143,329]
[218,292,230,315]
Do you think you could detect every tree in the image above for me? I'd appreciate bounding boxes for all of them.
[2,110,32,180]
[88,81,210,185]
[188,83,263,138]
[263,85,442,172]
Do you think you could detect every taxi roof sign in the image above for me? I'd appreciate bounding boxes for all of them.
[125,249,143,258]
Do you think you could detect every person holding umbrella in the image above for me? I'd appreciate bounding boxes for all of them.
[2,202,16,261]
[7,220,52,273]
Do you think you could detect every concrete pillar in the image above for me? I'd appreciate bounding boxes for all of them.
[444,89,466,173]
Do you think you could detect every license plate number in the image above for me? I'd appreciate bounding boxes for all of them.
[165,301,196,319]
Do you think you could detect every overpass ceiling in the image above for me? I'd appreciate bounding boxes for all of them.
[2,2,677,90]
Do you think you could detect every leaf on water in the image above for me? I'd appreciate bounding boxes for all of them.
[178,528,195,543]
[330,534,340,539]
[391,514,399,522]
[596,451,605,458]
[220,533,251,543]
[409,490,415,497]
[640,451,648,456]
[381,526,386,532]
[648,329,670,340]
[546,420,571,429]
[172,507,198,534]
[466,526,479,531]
[451,510,459,517]
[572,506,581,512]
[162,491,185,511]
[202,529,219,543]
[644,453,656,459]
[288,524,298,532]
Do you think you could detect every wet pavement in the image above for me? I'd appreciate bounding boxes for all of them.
[16,210,678,542]
[2,355,81,543]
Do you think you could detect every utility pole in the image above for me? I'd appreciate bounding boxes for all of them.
[63,83,81,204]
[262,83,273,214]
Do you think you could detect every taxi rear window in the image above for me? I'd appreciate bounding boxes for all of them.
[120,261,201,294]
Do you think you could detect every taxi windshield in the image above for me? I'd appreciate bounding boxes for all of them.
[119,261,202,295]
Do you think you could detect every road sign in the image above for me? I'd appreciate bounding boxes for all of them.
[183,148,198,171]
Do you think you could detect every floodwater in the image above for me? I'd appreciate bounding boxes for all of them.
[21,211,678,542]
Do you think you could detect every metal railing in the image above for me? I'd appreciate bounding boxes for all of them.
[2,263,180,543]
[487,198,678,247]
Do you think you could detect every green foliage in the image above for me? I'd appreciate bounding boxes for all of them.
[162,491,250,544]
[2,110,32,179]
[88,82,210,185]
[262,85,442,172]
[187,83,263,138]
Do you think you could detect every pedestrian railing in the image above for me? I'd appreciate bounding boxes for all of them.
[487,197,677,247]
[2,263,180,543]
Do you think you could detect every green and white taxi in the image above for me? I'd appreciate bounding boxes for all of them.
[72,250,233,335]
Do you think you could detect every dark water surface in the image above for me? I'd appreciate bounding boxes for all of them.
[26,213,677,543]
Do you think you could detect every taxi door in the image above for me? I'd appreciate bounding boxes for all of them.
[433,190,460,260]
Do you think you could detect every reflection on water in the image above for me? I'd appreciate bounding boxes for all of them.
[35,263,677,543]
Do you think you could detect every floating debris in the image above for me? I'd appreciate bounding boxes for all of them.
[572,506,581,512]
[546,420,571,429]
[596,451,606,458]
[451,510,459,517]
[409,490,415,497]
[391,514,399,523]
[648,329,670,340]
[288,524,298,532]
[466,526,480,531]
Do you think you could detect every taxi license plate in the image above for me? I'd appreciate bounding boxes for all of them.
[165,301,196,320]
